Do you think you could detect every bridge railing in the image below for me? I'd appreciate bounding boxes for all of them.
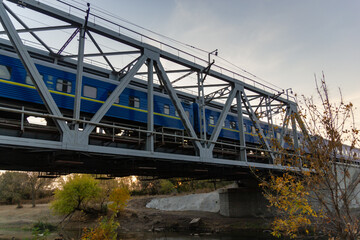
[13,0,287,98]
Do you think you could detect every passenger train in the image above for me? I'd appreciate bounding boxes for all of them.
[0,41,357,160]
[0,44,272,145]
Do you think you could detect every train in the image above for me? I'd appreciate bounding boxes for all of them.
[0,46,274,146]
[0,41,357,160]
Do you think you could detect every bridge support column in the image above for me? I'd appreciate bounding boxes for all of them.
[219,185,270,217]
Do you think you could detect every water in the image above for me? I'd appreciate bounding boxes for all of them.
[117,231,276,240]
[0,227,276,239]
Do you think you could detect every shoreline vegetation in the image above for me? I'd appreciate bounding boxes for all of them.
[0,195,272,239]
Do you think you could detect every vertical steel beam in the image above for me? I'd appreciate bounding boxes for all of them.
[207,86,237,152]
[236,86,247,162]
[197,72,206,142]
[81,54,147,139]
[73,27,85,131]
[0,1,69,135]
[146,59,154,152]
[154,59,202,153]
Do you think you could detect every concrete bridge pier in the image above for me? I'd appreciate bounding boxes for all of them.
[219,183,270,217]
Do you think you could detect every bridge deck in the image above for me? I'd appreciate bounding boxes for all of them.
[0,0,304,178]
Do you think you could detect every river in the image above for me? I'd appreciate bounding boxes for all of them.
[117,231,276,240]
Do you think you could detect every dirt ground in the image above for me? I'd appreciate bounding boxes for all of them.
[0,196,270,239]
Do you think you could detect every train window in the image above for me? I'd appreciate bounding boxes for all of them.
[175,110,179,117]
[129,96,140,108]
[108,91,119,104]
[163,104,170,114]
[251,126,256,134]
[56,79,72,93]
[209,116,214,125]
[26,74,44,85]
[0,65,11,80]
[186,110,190,118]
[243,124,247,132]
[277,132,281,139]
[230,121,236,129]
[83,85,97,98]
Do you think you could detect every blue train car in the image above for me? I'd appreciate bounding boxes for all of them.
[0,52,194,130]
[0,49,287,150]
[204,107,271,144]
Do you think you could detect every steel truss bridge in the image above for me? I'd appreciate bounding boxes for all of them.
[0,0,308,179]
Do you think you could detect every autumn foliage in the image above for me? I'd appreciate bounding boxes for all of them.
[260,76,360,239]
[81,187,130,240]
[261,173,318,238]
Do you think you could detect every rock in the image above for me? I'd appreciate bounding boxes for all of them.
[189,217,202,230]
[190,217,201,225]
[153,227,165,232]
[146,191,220,212]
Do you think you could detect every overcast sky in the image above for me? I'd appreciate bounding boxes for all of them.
[82,0,360,122]
[4,0,360,124]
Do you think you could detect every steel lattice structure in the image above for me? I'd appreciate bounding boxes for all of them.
[0,0,309,178]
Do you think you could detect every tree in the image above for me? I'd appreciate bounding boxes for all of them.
[0,171,28,208]
[50,174,101,221]
[96,178,120,212]
[108,187,131,213]
[260,75,360,239]
[27,172,53,207]
[81,187,130,240]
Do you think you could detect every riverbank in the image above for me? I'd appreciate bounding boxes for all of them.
[0,195,272,239]
[121,195,271,233]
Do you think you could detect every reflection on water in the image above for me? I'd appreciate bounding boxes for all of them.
[118,231,275,240]
[0,228,276,240]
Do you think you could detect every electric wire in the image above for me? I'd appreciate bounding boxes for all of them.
[7,0,284,95]
[67,0,283,92]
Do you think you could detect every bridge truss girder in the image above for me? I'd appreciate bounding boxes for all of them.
[0,0,309,177]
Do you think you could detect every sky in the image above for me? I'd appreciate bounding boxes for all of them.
[3,0,360,124]
[81,0,360,123]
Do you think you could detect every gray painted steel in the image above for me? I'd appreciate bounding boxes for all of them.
[0,0,308,176]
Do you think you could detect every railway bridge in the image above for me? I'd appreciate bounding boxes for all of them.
[0,0,307,182]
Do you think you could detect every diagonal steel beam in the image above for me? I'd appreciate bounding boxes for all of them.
[294,109,311,143]
[7,0,291,106]
[86,30,116,72]
[81,54,147,138]
[241,90,275,163]
[57,28,80,55]
[154,59,202,152]
[0,1,69,135]
[171,70,194,84]
[291,111,299,151]
[280,106,291,148]
[207,86,237,152]
[205,85,231,104]
[4,3,54,54]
